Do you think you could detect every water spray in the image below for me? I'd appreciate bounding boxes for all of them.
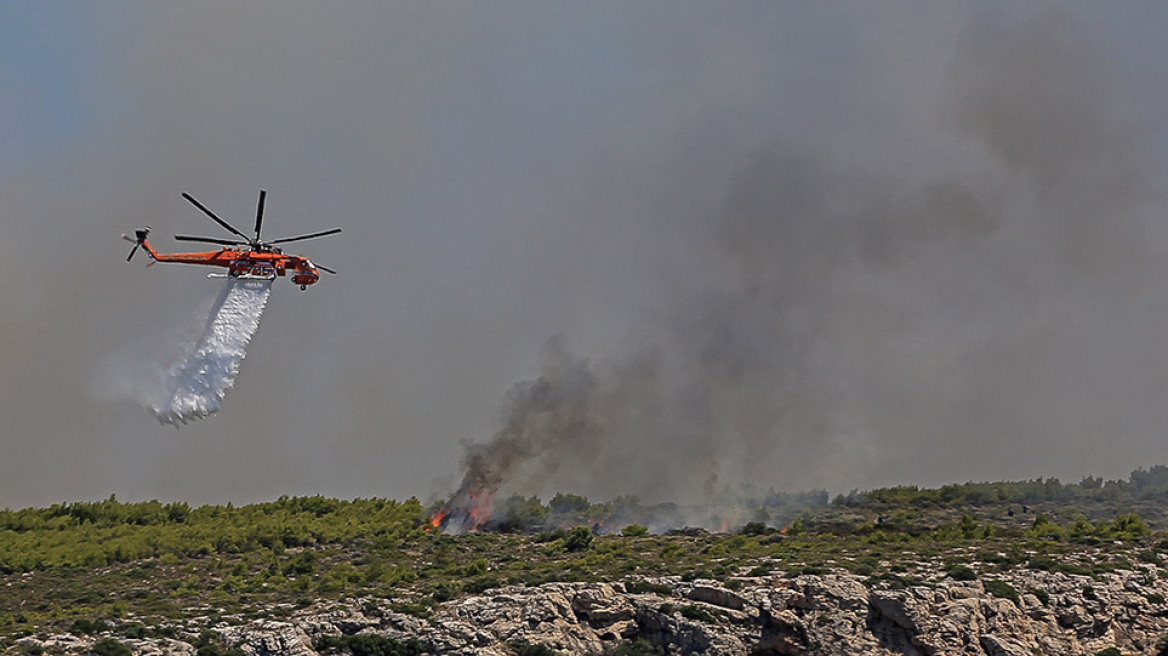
[150,277,273,425]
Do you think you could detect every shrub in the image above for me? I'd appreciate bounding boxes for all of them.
[535,529,569,543]
[621,524,649,538]
[625,581,673,596]
[740,521,768,536]
[1083,584,1098,601]
[463,575,501,594]
[1096,648,1122,656]
[282,550,317,576]
[564,526,594,552]
[1148,592,1167,605]
[73,618,111,635]
[983,580,1020,605]
[549,493,591,514]
[678,604,719,623]
[946,564,977,581]
[194,630,246,656]
[1109,513,1150,540]
[850,561,875,576]
[91,638,132,656]
[432,581,461,602]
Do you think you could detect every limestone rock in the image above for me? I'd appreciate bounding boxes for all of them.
[21,568,1168,655]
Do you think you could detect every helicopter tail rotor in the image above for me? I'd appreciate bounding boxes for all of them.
[122,226,151,262]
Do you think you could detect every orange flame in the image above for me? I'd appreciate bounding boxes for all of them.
[465,490,495,531]
[427,488,497,534]
[429,508,449,530]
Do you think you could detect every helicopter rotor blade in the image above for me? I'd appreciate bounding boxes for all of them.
[267,227,343,245]
[181,192,250,240]
[126,244,140,262]
[315,262,338,274]
[254,189,266,241]
[174,234,248,246]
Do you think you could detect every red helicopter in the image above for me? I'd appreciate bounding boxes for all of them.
[123,190,341,290]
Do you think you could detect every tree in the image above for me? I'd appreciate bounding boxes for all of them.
[564,526,594,552]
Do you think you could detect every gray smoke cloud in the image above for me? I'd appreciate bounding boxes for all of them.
[449,7,1168,504]
[3,4,1168,509]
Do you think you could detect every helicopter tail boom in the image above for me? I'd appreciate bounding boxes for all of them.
[121,227,157,262]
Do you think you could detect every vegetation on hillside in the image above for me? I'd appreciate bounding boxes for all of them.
[3,467,1168,648]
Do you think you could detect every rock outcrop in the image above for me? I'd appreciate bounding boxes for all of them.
[18,568,1168,655]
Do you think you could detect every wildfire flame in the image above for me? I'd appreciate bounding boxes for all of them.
[426,508,449,531]
[428,488,497,534]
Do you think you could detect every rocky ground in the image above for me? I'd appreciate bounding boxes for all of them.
[16,564,1168,655]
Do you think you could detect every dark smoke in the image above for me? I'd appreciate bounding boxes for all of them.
[447,9,1168,511]
[453,336,600,501]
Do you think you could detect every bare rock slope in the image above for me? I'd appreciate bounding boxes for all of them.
[20,570,1168,655]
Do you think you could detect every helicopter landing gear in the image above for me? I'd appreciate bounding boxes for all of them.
[300,285,307,291]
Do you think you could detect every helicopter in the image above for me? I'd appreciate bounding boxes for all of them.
[123,190,341,290]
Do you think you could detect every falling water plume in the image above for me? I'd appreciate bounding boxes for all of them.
[150,277,273,425]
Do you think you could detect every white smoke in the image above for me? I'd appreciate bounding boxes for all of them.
[148,277,273,425]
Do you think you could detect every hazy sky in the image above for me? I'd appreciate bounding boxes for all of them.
[4,3,1168,509]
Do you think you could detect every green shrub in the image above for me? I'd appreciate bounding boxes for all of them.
[621,524,649,538]
[282,551,317,576]
[463,576,500,594]
[73,618,111,635]
[432,581,461,602]
[91,638,132,656]
[850,562,875,577]
[625,581,673,596]
[535,529,569,543]
[945,564,977,581]
[740,522,768,536]
[983,580,1020,605]
[194,630,246,656]
[1096,648,1122,656]
[678,604,719,623]
[1148,592,1167,605]
[565,526,594,552]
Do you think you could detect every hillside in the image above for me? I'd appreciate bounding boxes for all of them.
[7,468,1168,655]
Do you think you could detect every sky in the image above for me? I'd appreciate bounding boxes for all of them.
[4,2,1168,509]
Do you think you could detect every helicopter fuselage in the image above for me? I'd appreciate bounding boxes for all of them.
[122,190,340,290]
[138,239,321,288]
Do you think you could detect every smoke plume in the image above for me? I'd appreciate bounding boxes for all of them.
[443,9,1168,513]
